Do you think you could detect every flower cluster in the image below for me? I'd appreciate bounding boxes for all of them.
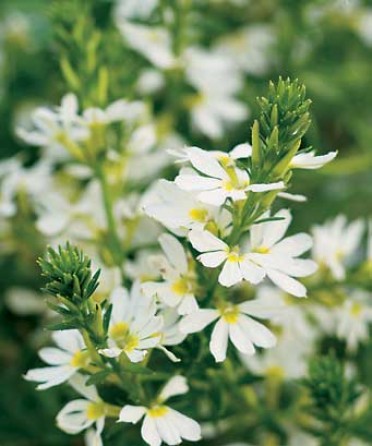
[23,72,371,446]
[1,1,371,445]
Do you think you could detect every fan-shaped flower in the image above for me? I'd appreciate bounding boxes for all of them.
[247,209,317,297]
[24,330,88,390]
[99,282,163,362]
[175,146,284,206]
[312,215,364,280]
[119,375,201,446]
[56,375,108,438]
[180,301,277,362]
[189,229,265,287]
[142,234,198,315]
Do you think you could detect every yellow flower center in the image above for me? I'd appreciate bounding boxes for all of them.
[350,302,362,317]
[110,322,129,342]
[221,165,250,192]
[255,246,270,254]
[266,365,285,380]
[222,179,234,192]
[217,153,231,168]
[70,350,90,369]
[86,402,106,420]
[188,207,209,223]
[171,277,190,295]
[221,306,240,324]
[227,249,244,263]
[110,322,139,352]
[335,249,345,261]
[148,405,169,418]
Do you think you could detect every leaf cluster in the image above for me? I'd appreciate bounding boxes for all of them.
[301,356,363,446]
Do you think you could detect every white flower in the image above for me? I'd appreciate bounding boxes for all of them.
[119,375,201,446]
[175,146,284,206]
[290,150,337,169]
[180,301,277,362]
[144,179,231,235]
[336,291,372,351]
[189,229,265,288]
[254,286,315,342]
[248,209,317,297]
[185,47,248,139]
[0,158,52,218]
[24,330,88,390]
[82,99,145,126]
[5,287,46,316]
[142,234,198,315]
[57,375,106,436]
[117,22,176,69]
[36,179,106,238]
[17,93,88,157]
[216,25,275,75]
[241,335,308,380]
[99,282,163,362]
[312,215,364,280]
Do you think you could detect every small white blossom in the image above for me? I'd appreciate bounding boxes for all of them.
[180,301,277,362]
[117,22,176,69]
[336,291,372,351]
[144,179,231,235]
[119,376,201,446]
[247,209,317,297]
[241,336,308,380]
[312,215,364,280]
[216,25,275,75]
[57,375,106,436]
[99,282,163,362]
[0,158,52,218]
[185,47,248,139]
[82,99,145,126]
[142,234,199,315]
[189,229,265,288]
[17,93,88,158]
[175,146,284,206]
[24,330,88,390]
[5,287,46,316]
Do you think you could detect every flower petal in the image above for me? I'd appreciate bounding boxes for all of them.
[167,408,202,442]
[238,315,277,348]
[179,309,219,334]
[197,251,226,268]
[229,321,255,355]
[187,146,228,179]
[266,269,307,298]
[218,260,242,287]
[159,376,188,402]
[119,405,146,423]
[189,229,227,252]
[210,318,229,362]
[159,233,188,274]
[142,415,162,446]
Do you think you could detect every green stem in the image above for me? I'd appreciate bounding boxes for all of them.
[94,163,125,274]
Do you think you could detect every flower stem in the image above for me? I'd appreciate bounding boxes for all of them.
[94,163,124,275]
